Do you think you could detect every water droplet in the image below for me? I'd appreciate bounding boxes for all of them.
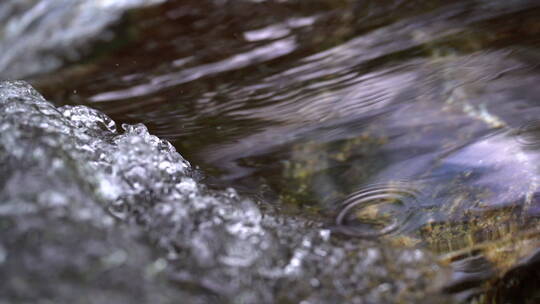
[108,200,130,220]
[145,258,168,277]
[335,181,419,238]
[319,229,331,241]
[102,250,127,268]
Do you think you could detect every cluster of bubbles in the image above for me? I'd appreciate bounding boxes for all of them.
[0,81,452,304]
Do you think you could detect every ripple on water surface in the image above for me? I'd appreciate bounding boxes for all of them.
[516,120,540,148]
[6,0,540,301]
[335,181,420,238]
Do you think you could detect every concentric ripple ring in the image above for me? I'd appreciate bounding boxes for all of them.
[335,181,419,238]
[516,120,540,147]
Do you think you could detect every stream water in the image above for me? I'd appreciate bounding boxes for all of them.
[1,0,540,303]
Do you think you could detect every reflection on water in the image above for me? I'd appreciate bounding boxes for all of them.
[9,0,540,301]
[90,37,298,102]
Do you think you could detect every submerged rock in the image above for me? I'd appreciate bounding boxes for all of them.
[0,81,453,303]
[271,50,540,301]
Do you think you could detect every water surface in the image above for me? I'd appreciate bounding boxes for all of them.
[3,0,540,302]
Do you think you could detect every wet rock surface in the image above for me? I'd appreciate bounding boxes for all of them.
[0,81,453,303]
[1,0,540,303]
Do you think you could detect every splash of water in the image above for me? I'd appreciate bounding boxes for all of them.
[0,0,165,79]
[0,81,452,303]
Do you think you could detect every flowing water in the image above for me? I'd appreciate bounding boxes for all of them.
[1,0,540,303]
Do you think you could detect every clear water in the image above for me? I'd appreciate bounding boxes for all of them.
[1,0,540,303]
